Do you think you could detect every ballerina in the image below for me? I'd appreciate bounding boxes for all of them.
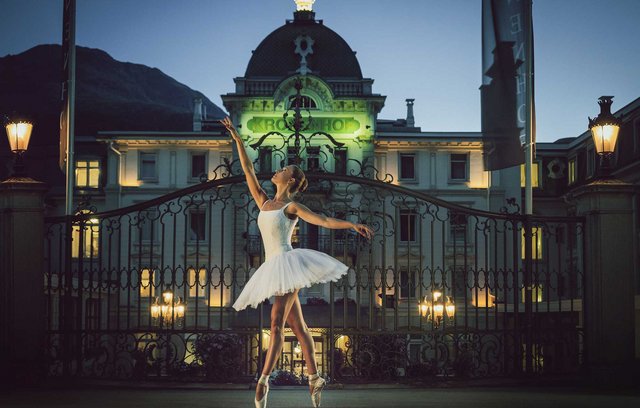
[220,117,373,408]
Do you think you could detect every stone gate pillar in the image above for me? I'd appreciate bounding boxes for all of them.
[570,179,637,385]
[0,176,49,386]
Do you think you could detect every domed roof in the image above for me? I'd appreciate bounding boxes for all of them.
[245,11,363,79]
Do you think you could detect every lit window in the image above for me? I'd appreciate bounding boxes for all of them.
[139,152,158,180]
[72,213,100,259]
[399,209,417,242]
[521,284,543,303]
[189,211,207,242]
[399,154,416,180]
[188,267,207,298]
[568,158,577,185]
[75,160,100,188]
[520,162,540,188]
[139,268,156,298]
[521,226,543,260]
[450,153,468,181]
[190,152,207,180]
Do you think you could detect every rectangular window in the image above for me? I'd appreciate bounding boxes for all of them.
[450,153,468,181]
[334,148,347,175]
[189,210,207,242]
[140,209,159,242]
[139,268,156,298]
[521,226,543,260]
[139,152,158,180]
[399,209,417,242]
[634,118,640,153]
[287,147,300,166]
[85,298,101,331]
[71,218,100,258]
[399,267,418,298]
[190,152,207,180]
[450,213,468,244]
[586,147,595,178]
[520,162,540,188]
[188,268,207,298]
[75,160,100,188]
[568,157,577,185]
[399,154,416,180]
[258,147,272,173]
[307,146,320,172]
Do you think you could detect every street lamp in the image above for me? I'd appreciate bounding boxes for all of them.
[418,290,456,328]
[588,96,621,176]
[4,115,34,177]
[150,290,186,328]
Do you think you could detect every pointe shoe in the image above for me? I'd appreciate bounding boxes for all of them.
[254,376,270,408]
[310,376,326,408]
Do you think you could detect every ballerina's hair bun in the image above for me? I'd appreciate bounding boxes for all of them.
[298,178,308,193]
[289,165,308,194]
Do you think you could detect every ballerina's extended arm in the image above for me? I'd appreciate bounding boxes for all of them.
[288,202,374,240]
[219,117,268,208]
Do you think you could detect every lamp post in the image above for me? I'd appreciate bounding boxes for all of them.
[150,290,186,376]
[4,116,34,178]
[588,96,621,177]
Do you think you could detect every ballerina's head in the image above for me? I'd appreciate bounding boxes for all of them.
[271,165,308,196]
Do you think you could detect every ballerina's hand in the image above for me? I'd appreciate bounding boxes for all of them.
[219,117,241,142]
[352,223,374,240]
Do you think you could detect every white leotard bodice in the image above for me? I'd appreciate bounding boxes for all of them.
[258,201,299,260]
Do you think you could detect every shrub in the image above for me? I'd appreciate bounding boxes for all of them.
[194,333,244,382]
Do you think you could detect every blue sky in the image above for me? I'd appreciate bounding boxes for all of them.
[1,0,639,142]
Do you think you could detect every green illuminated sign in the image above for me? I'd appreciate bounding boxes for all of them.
[247,117,360,134]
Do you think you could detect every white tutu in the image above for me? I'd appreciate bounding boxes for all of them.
[231,248,349,311]
[231,199,350,311]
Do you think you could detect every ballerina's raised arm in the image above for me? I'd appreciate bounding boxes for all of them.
[219,116,269,208]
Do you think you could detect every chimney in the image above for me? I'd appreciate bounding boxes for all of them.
[193,97,203,131]
[405,99,415,127]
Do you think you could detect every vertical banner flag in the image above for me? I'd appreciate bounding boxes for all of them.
[59,0,76,173]
[481,0,535,171]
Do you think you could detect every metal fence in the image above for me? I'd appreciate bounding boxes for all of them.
[43,162,586,382]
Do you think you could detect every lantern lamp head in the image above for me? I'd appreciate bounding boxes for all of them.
[4,115,33,154]
[588,96,621,156]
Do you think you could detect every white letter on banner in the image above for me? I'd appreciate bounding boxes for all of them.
[516,74,526,95]
[514,42,525,62]
[518,103,526,124]
[510,14,522,34]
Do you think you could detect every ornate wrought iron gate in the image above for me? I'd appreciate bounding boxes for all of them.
[43,78,586,382]
[43,163,586,382]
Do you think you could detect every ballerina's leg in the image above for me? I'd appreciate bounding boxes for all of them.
[256,289,299,400]
[286,295,320,393]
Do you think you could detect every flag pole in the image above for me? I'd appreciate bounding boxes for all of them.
[524,0,533,215]
[63,0,76,216]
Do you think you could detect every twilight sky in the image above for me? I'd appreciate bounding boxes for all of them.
[1,0,639,142]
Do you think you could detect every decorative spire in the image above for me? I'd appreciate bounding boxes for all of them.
[294,0,315,11]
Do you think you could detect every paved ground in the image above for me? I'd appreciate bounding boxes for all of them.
[2,386,640,408]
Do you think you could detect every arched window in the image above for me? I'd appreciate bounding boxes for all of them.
[288,95,317,109]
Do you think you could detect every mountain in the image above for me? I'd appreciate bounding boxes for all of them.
[0,44,226,148]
